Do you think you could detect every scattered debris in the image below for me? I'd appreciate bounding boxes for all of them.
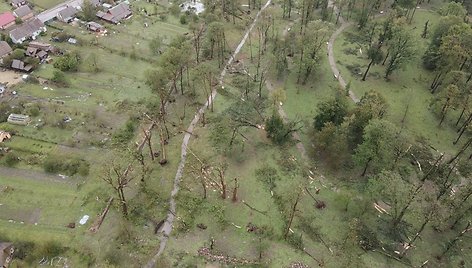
[197,247,257,265]
[196,223,207,230]
[288,261,310,268]
[66,222,75,228]
[79,215,89,225]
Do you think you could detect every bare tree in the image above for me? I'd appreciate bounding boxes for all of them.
[101,162,135,218]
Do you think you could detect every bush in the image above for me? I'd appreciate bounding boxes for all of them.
[112,119,137,145]
[179,14,188,24]
[38,241,65,258]
[265,111,294,145]
[43,156,90,176]
[53,52,80,72]
[51,70,69,86]
[3,153,19,167]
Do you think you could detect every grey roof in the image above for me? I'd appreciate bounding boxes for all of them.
[11,59,32,71]
[13,5,32,18]
[36,50,47,58]
[0,41,12,58]
[9,18,44,41]
[97,3,131,24]
[86,21,103,30]
[109,3,131,21]
[58,6,78,20]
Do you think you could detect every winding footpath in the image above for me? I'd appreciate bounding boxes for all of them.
[327,2,360,103]
[144,1,273,267]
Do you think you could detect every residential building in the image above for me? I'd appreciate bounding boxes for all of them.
[0,41,13,62]
[96,3,132,24]
[13,5,34,21]
[0,13,16,30]
[9,18,46,44]
[57,6,78,23]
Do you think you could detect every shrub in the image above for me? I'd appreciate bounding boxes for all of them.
[51,70,69,86]
[53,53,80,72]
[265,111,294,145]
[43,156,90,176]
[179,14,188,24]
[38,241,65,258]
[3,153,19,167]
[112,119,137,145]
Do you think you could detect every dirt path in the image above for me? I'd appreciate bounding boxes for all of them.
[143,1,273,267]
[327,3,360,103]
[0,70,23,86]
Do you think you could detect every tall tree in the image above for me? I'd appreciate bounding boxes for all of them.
[362,44,384,81]
[384,22,415,79]
[354,119,398,176]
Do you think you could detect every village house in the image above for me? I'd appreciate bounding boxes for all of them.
[7,113,30,125]
[0,242,14,268]
[0,13,16,30]
[0,131,12,143]
[13,5,34,21]
[0,42,13,64]
[57,6,78,23]
[11,59,32,72]
[86,21,104,32]
[96,2,132,24]
[9,18,46,44]
[10,0,27,8]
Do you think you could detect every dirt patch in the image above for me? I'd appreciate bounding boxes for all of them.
[0,70,23,86]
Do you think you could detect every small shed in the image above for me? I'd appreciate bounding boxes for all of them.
[7,113,30,125]
[86,21,104,32]
[0,242,14,268]
[11,59,33,72]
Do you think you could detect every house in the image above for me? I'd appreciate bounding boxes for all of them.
[11,59,33,72]
[9,18,46,44]
[0,13,16,30]
[0,242,14,268]
[0,131,12,143]
[10,0,27,8]
[96,3,132,24]
[13,5,33,21]
[86,21,104,32]
[0,41,13,61]
[7,113,30,125]
[57,6,78,23]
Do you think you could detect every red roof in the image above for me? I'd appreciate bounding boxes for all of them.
[0,12,15,27]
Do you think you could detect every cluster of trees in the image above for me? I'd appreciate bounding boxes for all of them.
[420,3,472,133]
[361,14,415,80]
[314,89,472,261]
